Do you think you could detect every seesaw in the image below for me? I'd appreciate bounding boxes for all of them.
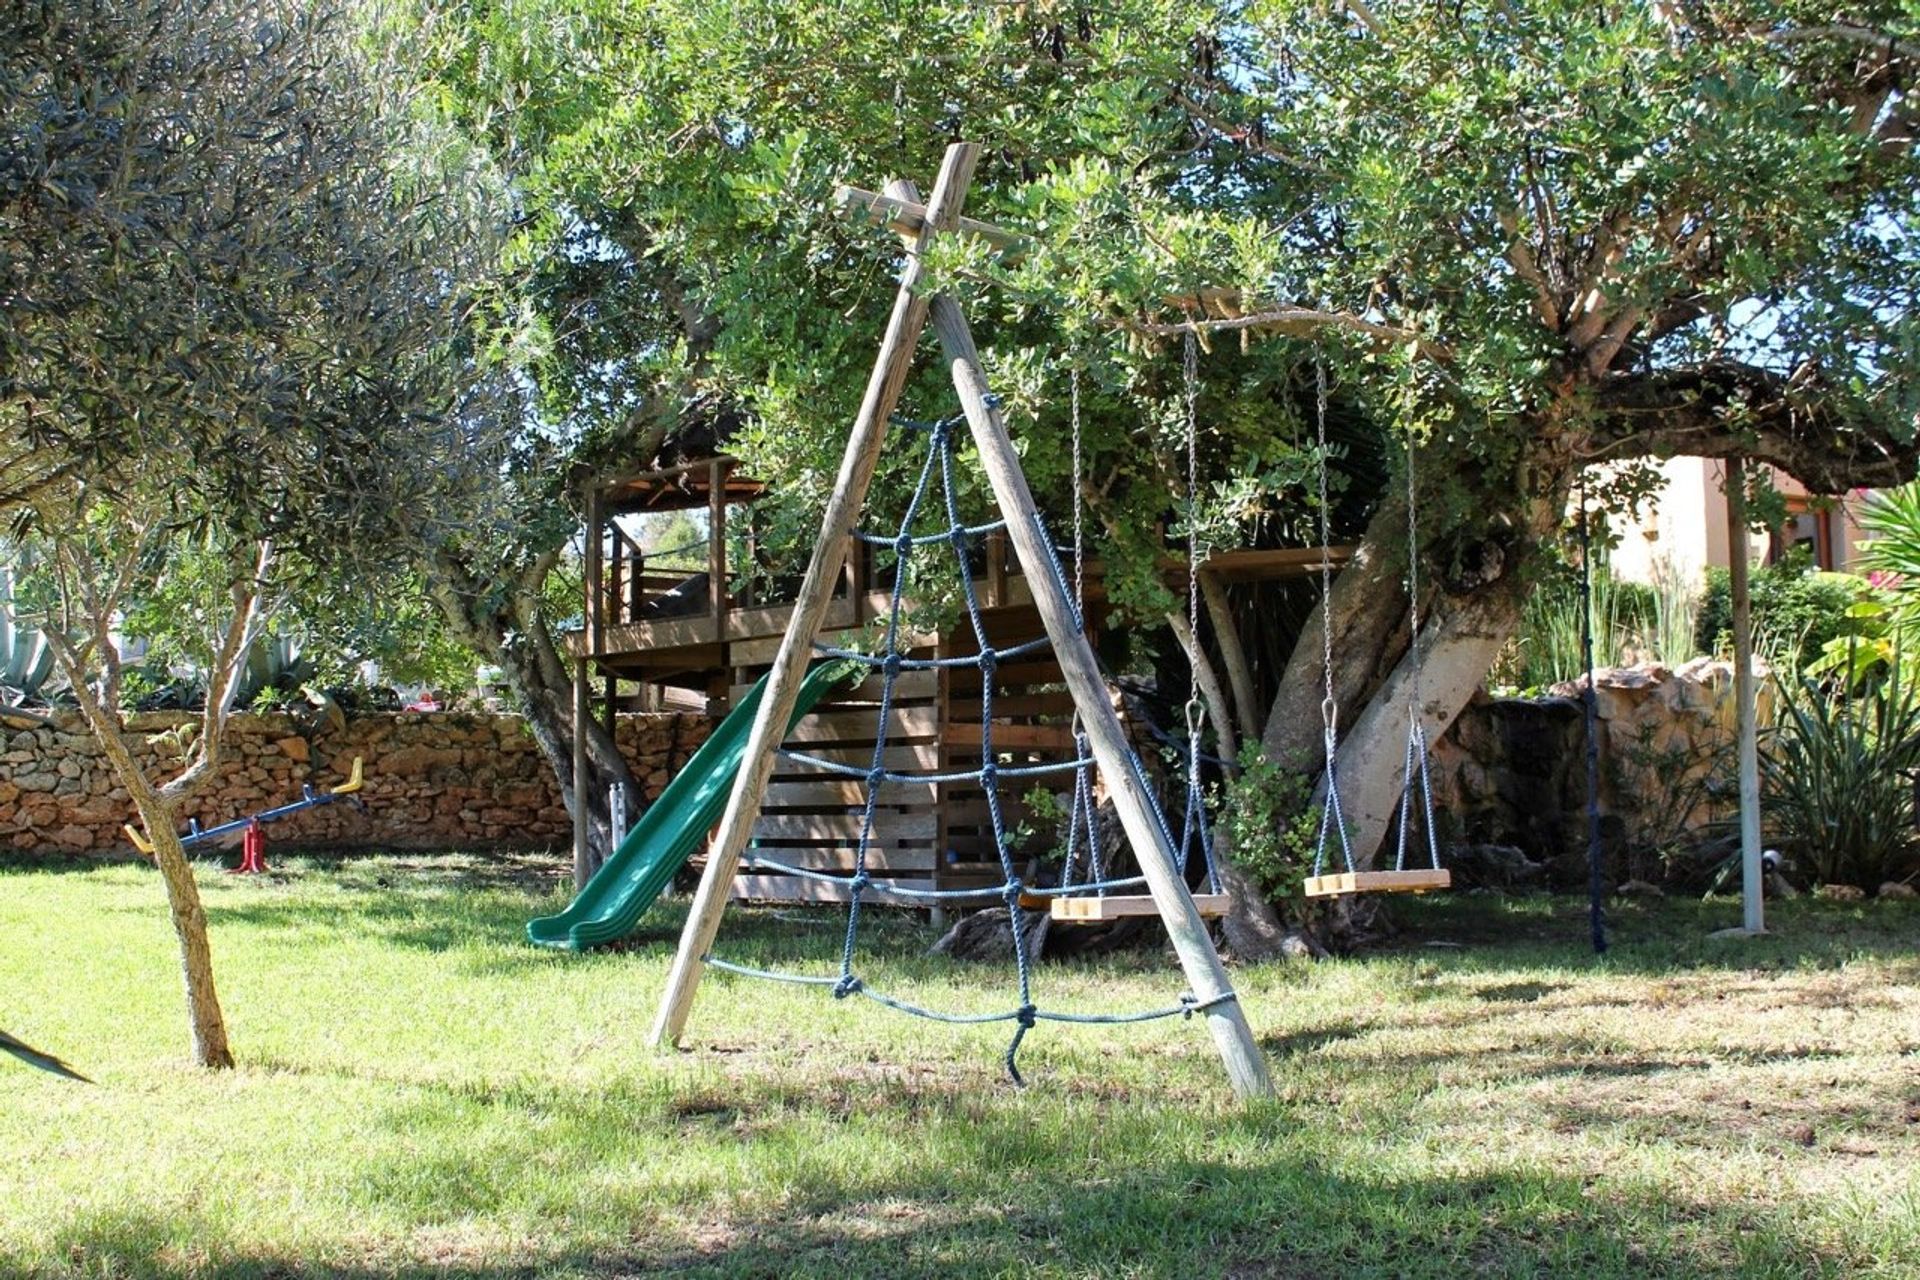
[124,758,365,873]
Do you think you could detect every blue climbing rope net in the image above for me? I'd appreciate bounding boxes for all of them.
[705,407,1231,1085]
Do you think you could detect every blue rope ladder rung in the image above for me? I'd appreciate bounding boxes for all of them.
[851,518,1009,548]
[810,635,1054,670]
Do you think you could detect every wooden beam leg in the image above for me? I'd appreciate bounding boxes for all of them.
[649,143,984,1050]
[710,457,728,636]
[571,657,591,890]
[927,297,1275,1101]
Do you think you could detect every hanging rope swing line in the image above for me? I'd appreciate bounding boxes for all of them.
[708,407,1233,1085]
[1177,329,1223,896]
[1299,363,1450,899]
[1576,474,1610,955]
[1052,346,1223,911]
[1059,362,1106,897]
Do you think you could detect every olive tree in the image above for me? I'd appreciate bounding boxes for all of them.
[5,0,509,1065]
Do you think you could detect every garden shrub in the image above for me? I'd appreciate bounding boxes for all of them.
[1217,744,1321,899]
[1697,553,1872,672]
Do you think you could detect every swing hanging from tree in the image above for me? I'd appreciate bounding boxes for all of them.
[1046,337,1230,923]
[1301,356,1451,899]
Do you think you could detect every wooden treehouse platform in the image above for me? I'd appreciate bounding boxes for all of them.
[569,455,1354,909]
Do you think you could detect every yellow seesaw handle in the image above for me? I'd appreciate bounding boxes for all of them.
[330,757,364,796]
[122,825,155,856]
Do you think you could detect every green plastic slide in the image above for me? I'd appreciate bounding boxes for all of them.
[527,662,848,951]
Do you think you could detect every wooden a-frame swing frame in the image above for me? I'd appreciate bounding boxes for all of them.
[647,142,1273,1101]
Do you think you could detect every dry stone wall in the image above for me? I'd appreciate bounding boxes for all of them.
[1429,658,1754,883]
[0,710,709,858]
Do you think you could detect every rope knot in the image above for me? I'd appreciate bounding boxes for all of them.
[848,871,873,896]
[1002,877,1023,906]
[894,533,914,559]
[977,649,997,676]
[1014,1003,1037,1029]
[978,761,997,785]
[832,975,863,1000]
[866,766,887,790]
[882,652,904,677]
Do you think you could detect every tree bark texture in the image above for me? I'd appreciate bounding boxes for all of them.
[58,667,235,1069]
[425,548,639,889]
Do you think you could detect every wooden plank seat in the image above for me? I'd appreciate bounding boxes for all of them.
[1301,868,1451,899]
[1044,892,1233,922]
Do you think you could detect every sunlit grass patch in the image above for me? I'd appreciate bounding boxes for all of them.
[2,853,1917,1278]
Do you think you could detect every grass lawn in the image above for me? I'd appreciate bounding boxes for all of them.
[1,853,1917,1279]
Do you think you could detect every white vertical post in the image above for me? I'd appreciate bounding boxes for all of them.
[571,658,591,889]
[609,782,628,851]
[1726,457,1765,934]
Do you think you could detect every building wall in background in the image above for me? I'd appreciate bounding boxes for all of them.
[1605,457,1871,586]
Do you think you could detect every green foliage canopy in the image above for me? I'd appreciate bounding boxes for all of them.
[1,0,512,573]
[404,0,1920,629]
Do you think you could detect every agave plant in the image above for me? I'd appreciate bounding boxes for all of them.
[1761,664,1920,890]
[233,634,317,710]
[1,567,56,708]
[0,1028,89,1082]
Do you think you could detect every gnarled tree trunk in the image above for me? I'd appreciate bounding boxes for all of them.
[1263,441,1574,880]
[425,547,640,889]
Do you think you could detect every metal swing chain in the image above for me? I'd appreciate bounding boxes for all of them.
[1184,332,1203,670]
[1064,362,1103,890]
[1180,331,1220,890]
[1396,435,1441,873]
[1312,356,1355,877]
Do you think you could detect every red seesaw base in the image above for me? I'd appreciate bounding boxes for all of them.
[226,820,268,875]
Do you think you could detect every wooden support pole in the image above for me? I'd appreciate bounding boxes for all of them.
[926,297,1275,1101]
[709,458,728,636]
[623,528,641,623]
[585,485,604,655]
[571,656,591,890]
[835,185,1024,258]
[1726,458,1765,935]
[650,144,982,1050]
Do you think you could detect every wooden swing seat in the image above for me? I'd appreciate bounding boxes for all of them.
[1302,868,1451,899]
[1047,892,1233,922]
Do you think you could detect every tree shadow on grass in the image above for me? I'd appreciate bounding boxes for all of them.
[1385,893,1920,978]
[36,1079,1879,1280]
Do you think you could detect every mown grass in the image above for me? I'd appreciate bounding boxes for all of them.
[1,852,1917,1279]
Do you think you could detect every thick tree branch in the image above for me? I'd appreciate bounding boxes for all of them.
[1586,362,1920,492]
[1122,306,1447,360]
[164,540,273,804]
[1200,570,1260,749]
[1171,92,1322,172]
